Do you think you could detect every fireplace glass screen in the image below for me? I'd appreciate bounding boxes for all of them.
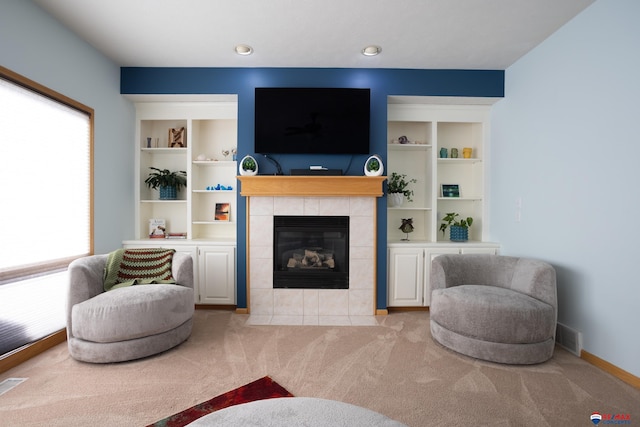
[273,216,349,289]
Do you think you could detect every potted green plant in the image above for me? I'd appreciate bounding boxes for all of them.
[144,167,187,200]
[239,155,258,176]
[387,172,417,207]
[364,154,384,176]
[439,212,473,242]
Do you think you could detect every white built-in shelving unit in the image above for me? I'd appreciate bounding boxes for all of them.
[386,98,500,307]
[124,96,238,305]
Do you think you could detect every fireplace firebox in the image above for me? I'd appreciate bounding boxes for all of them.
[273,216,349,289]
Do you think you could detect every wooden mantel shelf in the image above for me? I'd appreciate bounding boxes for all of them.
[237,175,386,197]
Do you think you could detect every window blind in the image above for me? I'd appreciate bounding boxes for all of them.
[0,72,93,284]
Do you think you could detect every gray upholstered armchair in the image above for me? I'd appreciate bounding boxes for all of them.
[429,254,557,364]
[66,251,194,363]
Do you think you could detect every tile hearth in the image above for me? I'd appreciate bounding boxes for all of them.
[246,195,377,325]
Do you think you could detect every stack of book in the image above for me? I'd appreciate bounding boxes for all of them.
[165,232,187,239]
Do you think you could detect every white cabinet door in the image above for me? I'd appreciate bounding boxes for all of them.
[198,246,236,305]
[388,248,425,307]
[424,248,461,306]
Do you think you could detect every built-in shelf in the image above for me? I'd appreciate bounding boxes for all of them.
[192,221,236,225]
[141,148,187,153]
[192,190,236,193]
[437,158,482,164]
[192,160,236,166]
[388,144,432,150]
[132,100,238,306]
[389,207,432,211]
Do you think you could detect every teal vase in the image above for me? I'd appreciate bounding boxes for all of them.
[159,185,177,200]
[450,225,468,242]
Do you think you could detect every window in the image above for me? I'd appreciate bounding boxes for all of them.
[0,66,93,284]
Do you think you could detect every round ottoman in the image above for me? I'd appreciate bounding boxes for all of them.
[186,397,406,426]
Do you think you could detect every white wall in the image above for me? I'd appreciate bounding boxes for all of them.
[491,0,640,376]
[0,0,134,254]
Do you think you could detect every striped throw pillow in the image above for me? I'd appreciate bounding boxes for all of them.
[103,248,176,291]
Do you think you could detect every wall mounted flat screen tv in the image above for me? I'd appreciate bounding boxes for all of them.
[255,87,370,154]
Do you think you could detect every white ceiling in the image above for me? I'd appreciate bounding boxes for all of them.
[32,0,594,70]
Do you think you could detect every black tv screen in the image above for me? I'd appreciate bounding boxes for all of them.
[255,88,370,154]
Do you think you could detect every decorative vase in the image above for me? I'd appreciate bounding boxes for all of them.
[239,155,258,176]
[463,147,472,158]
[388,192,404,207]
[449,225,468,242]
[450,148,459,158]
[364,154,384,176]
[159,185,177,200]
[439,147,448,158]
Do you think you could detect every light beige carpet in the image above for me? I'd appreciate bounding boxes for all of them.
[0,310,638,426]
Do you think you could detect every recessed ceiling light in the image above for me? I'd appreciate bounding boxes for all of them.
[235,44,253,56]
[361,45,381,56]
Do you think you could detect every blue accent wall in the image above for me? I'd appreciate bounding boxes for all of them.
[121,67,504,309]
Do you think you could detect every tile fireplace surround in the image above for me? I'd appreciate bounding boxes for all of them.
[238,176,385,326]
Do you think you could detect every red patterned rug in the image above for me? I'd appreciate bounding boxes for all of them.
[148,376,294,427]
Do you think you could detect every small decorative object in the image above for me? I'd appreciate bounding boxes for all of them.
[441,184,460,198]
[439,147,448,158]
[221,149,230,159]
[196,153,207,161]
[439,212,473,242]
[215,203,230,221]
[146,137,152,148]
[168,127,186,148]
[399,218,414,241]
[463,147,472,158]
[398,135,409,144]
[451,148,459,158]
[387,172,417,207]
[364,154,384,176]
[144,167,187,200]
[239,155,258,176]
[232,148,237,161]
